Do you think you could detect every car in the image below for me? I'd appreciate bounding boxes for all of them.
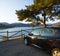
[24,27,60,56]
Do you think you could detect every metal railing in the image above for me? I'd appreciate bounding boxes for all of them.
[0,28,33,42]
[0,27,41,42]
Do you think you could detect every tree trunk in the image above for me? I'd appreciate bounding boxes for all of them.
[43,10,46,28]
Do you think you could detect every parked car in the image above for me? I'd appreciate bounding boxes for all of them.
[24,27,60,56]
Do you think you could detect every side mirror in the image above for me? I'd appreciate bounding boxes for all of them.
[28,33,33,36]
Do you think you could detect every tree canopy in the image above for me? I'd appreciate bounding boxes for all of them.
[16,0,60,27]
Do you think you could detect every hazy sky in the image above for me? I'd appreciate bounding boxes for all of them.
[0,0,33,23]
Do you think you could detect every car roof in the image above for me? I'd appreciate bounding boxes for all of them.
[47,27,60,29]
[36,27,60,29]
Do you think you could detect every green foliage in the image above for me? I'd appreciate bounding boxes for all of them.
[16,9,35,21]
[34,0,54,8]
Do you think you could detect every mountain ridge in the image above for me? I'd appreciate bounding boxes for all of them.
[0,22,31,29]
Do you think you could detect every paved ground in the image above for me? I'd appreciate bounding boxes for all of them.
[0,39,51,56]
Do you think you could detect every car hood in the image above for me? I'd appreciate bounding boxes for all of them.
[34,35,60,40]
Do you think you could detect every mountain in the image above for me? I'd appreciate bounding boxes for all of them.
[9,23,31,27]
[0,22,31,29]
[0,22,9,25]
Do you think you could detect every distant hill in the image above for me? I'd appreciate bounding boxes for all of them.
[0,22,31,29]
[9,23,31,27]
[0,22,9,25]
[0,22,9,28]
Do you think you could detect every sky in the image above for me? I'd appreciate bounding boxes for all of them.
[0,0,60,24]
[0,0,33,23]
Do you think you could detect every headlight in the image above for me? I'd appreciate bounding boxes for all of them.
[31,36,36,39]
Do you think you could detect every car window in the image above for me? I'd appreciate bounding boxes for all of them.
[54,29,60,33]
[31,29,40,35]
[41,29,53,36]
[54,29,60,36]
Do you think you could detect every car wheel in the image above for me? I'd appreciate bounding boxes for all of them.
[52,48,60,56]
[24,38,30,45]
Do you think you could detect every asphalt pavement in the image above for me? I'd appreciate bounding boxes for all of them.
[0,39,51,56]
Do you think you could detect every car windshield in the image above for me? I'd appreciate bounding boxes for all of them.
[31,29,40,35]
[31,28,60,36]
[41,29,54,36]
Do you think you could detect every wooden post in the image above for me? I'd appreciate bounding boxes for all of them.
[21,30,22,36]
[43,10,46,28]
[7,31,8,40]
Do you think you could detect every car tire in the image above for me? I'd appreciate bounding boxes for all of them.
[24,38,30,45]
[52,48,60,56]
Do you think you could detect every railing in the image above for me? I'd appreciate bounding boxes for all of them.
[0,28,34,42]
[0,27,42,42]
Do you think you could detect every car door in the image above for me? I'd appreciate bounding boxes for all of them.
[30,29,40,44]
[39,28,53,49]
